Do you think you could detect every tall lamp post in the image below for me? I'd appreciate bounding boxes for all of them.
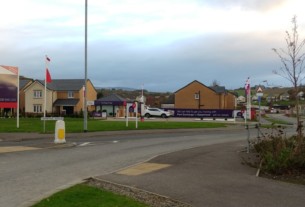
[84,0,88,132]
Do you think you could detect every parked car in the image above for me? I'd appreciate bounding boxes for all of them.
[144,108,171,118]
[270,108,279,113]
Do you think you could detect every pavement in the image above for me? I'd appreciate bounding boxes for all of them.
[95,141,305,207]
[1,117,304,207]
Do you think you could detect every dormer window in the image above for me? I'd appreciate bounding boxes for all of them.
[68,91,74,98]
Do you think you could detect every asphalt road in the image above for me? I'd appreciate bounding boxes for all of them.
[0,127,249,207]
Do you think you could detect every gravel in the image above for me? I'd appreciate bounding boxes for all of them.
[85,177,191,207]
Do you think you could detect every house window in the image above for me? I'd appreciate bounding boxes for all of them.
[194,93,200,100]
[33,104,42,113]
[34,90,42,98]
[68,91,74,98]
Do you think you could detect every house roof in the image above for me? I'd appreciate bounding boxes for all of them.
[37,79,88,91]
[53,99,79,106]
[19,79,32,90]
[211,85,226,94]
[175,80,208,94]
[175,80,228,94]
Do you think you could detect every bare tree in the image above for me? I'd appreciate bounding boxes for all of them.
[272,15,305,141]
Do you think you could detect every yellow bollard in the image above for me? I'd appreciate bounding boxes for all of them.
[54,120,66,143]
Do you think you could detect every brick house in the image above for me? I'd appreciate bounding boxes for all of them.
[19,79,34,115]
[175,80,236,109]
[23,79,97,116]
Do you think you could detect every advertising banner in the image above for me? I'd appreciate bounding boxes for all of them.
[0,65,18,108]
[164,108,234,118]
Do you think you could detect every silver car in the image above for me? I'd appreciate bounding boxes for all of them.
[144,108,171,118]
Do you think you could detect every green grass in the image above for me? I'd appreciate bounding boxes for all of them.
[32,184,148,207]
[0,118,226,133]
[264,116,293,125]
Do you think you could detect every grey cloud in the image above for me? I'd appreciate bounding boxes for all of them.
[203,0,287,11]
[83,32,284,91]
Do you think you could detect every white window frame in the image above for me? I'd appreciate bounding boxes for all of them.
[33,90,42,98]
[194,93,200,100]
[33,104,42,113]
[68,91,74,98]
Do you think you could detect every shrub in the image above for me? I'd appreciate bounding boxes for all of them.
[255,125,305,175]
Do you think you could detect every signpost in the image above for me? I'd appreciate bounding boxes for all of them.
[126,102,138,128]
[256,86,264,125]
[41,117,64,121]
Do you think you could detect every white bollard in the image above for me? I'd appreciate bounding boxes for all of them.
[54,120,66,143]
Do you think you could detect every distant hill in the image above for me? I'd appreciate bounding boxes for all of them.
[95,87,137,91]
[232,87,291,97]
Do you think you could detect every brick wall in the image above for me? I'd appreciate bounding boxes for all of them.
[175,81,235,109]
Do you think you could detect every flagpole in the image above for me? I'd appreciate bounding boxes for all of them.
[44,57,47,133]
[17,68,19,128]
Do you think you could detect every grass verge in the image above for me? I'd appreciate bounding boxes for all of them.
[264,116,293,125]
[0,118,226,133]
[32,184,149,207]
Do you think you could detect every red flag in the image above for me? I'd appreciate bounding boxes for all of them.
[46,68,52,83]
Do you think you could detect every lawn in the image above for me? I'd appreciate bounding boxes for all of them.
[32,184,148,207]
[0,118,227,133]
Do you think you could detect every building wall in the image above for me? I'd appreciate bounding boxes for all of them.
[19,81,33,113]
[175,81,218,109]
[225,93,236,109]
[25,82,53,113]
[175,81,236,110]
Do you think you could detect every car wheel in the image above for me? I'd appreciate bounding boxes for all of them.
[161,114,167,118]
[145,113,150,118]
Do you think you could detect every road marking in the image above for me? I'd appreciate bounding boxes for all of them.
[0,146,41,154]
[78,142,93,147]
[116,162,171,176]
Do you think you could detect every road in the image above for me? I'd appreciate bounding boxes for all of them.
[2,119,298,207]
[0,126,253,207]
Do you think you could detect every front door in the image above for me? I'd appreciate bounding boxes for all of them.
[63,106,74,115]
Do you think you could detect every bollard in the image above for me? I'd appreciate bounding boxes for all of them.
[54,120,66,143]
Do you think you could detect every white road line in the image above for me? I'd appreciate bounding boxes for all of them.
[78,142,93,147]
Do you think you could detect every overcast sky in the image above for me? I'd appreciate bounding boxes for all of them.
[1,0,305,92]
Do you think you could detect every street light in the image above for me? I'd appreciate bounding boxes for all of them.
[84,0,88,132]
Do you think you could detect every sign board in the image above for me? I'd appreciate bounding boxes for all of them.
[0,65,18,108]
[102,112,107,118]
[163,109,234,118]
[129,106,134,113]
[87,100,95,106]
[41,117,64,121]
[257,87,263,93]
[256,92,263,97]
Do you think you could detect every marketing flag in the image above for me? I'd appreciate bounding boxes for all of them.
[45,55,52,83]
[46,68,52,83]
